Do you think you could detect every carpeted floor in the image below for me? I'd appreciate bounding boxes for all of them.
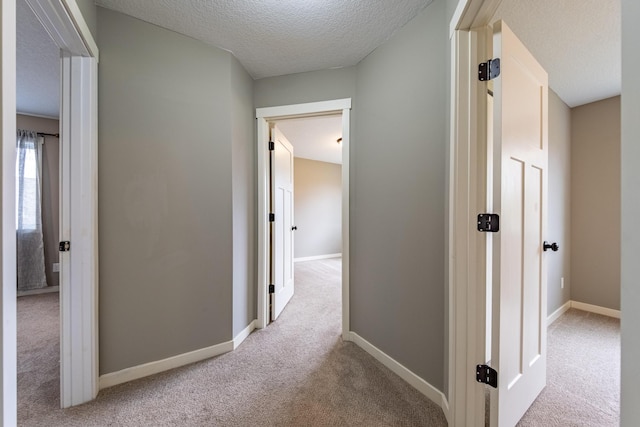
[17,258,447,426]
[17,263,621,426]
[517,308,620,426]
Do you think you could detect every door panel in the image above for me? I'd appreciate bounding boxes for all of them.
[491,20,548,427]
[271,125,295,320]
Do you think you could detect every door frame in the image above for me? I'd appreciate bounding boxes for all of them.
[255,99,351,339]
[448,0,503,426]
[4,0,99,417]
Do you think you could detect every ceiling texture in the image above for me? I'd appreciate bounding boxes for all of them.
[17,0,620,119]
[95,0,434,79]
[17,0,60,118]
[492,0,620,108]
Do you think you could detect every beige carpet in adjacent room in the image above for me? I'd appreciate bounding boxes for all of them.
[517,308,620,426]
[18,258,447,426]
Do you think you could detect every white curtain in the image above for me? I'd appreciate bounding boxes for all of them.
[16,129,47,291]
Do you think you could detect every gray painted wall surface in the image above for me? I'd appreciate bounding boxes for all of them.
[293,158,341,259]
[98,8,234,374]
[231,56,256,336]
[74,0,97,41]
[571,96,620,310]
[621,1,640,424]
[254,67,356,108]
[547,90,571,314]
[254,0,448,392]
[352,0,446,390]
[16,114,59,288]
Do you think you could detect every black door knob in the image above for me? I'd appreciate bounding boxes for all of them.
[291,226,298,231]
[543,241,559,252]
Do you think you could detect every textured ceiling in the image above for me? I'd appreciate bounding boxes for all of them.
[17,0,60,118]
[95,0,433,79]
[277,115,343,165]
[492,0,620,107]
[16,0,620,118]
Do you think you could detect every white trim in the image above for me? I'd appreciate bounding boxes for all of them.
[347,332,449,420]
[1,1,18,424]
[25,0,98,60]
[61,0,99,59]
[16,111,59,120]
[547,300,571,326]
[232,320,256,349]
[17,286,59,297]
[571,301,621,319]
[98,341,234,390]
[294,253,342,263]
[256,99,351,119]
[59,53,99,408]
[100,320,258,390]
[341,109,350,340]
[255,99,351,336]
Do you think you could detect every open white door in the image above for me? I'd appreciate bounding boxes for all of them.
[270,125,295,321]
[490,20,548,427]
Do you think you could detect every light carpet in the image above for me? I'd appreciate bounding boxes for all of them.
[517,308,620,426]
[18,258,447,426]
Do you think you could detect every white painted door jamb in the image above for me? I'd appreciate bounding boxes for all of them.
[1,1,18,424]
[448,0,502,425]
[255,99,351,340]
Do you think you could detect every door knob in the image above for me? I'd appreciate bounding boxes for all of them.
[543,241,559,252]
[291,226,298,231]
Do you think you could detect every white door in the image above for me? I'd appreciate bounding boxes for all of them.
[270,125,295,320]
[490,20,548,427]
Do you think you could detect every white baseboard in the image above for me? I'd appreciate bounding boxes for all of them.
[294,253,342,262]
[17,285,59,297]
[547,300,571,326]
[571,300,620,319]
[100,320,259,390]
[346,332,448,420]
[233,320,256,349]
[546,300,621,326]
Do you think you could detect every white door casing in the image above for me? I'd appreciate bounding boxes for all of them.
[270,125,295,320]
[490,19,548,427]
[255,99,351,336]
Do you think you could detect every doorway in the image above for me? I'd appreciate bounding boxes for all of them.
[255,99,351,338]
[273,114,343,324]
[15,0,62,416]
[2,0,99,419]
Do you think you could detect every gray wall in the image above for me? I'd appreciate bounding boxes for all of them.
[254,67,356,108]
[293,158,342,259]
[547,90,571,314]
[351,0,446,390]
[98,8,236,374]
[570,96,620,310]
[254,0,448,392]
[231,56,256,337]
[16,114,59,288]
[621,1,640,424]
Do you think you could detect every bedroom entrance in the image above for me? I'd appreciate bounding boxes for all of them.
[255,99,351,338]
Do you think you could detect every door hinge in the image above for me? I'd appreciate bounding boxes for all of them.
[269,213,275,222]
[59,241,70,252]
[268,284,275,294]
[478,58,501,81]
[477,213,500,232]
[476,364,498,388]
[268,141,275,151]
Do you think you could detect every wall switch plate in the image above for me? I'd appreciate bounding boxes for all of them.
[561,277,564,289]
[53,262,60,273]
